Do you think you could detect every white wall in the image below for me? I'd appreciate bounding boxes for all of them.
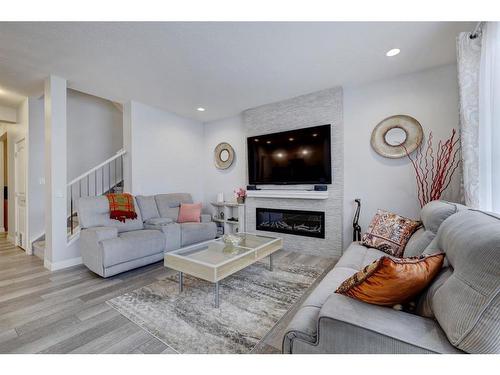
[67,89,123,181]
[0,104,17,123]
[27,97,45,244]
[343,64,461,249]
[124,101,205,202]
[202,115,246,213]
[45,76,72,266]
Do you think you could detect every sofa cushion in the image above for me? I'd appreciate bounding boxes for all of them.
[422,209,500,353]
[78,196,143,233]
[404,228,435,257]
[180,222,216,247]
[136,195,160,221]
[336,243,387,270]
[101,229,165,267]
[155,193,193,220]
[420,200,466,234]
[416,267,453,318]
[404,200,468,257]
[314,292,462,354]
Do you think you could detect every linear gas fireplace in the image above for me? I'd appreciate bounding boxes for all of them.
[256,208,325,239]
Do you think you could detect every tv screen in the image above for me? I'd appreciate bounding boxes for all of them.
[247,124,332,185]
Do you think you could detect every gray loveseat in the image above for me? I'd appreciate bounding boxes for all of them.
[283,200,500,354]
[78,193,216,277]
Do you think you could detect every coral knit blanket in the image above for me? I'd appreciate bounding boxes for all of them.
[106,193,138,222]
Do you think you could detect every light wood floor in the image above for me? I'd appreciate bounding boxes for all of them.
[0,234,336,354]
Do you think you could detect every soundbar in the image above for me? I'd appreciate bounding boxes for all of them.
[314,185,328,191]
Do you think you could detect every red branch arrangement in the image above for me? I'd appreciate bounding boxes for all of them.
[404,129,461,208]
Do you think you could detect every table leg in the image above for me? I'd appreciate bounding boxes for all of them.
[269,253,273,271]
[178,271,183,293]
[214,281,220,308]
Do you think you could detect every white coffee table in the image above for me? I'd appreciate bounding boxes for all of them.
[164,233,283,307]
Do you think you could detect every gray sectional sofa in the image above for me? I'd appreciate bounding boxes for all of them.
[78,193,216,277]
[283,200,500,354]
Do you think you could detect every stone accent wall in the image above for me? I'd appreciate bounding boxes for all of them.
[243,88,343,258]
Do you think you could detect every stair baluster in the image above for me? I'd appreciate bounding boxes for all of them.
[66,149,126,239]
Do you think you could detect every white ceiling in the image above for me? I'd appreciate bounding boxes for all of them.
[0,22,473,121]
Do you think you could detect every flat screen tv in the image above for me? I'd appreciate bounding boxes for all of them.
[247,124,332,185]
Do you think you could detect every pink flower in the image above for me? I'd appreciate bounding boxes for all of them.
[234,187,247,198]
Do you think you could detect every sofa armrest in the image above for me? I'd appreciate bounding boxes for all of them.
[313,293,461,354]
[144,217,173,226]
[82,226,118,242]
[80,227,118,277]
[200,214,212,223]
[145,222,181,251]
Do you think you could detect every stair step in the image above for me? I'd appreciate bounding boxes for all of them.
[33,240,45,260]
[32,225,81,259]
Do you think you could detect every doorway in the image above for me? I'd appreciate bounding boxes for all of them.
[14,138,26,250]
[0,133,6,235]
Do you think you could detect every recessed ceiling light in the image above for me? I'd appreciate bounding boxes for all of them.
[266,141,271,144]
[289,137,294,141]
[386,48,401,57]
[197,107,205,112]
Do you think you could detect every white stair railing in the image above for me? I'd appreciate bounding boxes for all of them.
[67,149,126,235]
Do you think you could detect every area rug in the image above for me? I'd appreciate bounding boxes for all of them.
[106,257,330,353]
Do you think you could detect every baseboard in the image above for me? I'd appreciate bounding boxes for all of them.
[44,257,83,271]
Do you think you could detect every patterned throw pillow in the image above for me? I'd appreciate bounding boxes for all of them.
[361,209,421,257]
[335,253,445,306]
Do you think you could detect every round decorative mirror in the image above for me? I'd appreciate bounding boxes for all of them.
[384,127,407,146]
[219,149,230,162]
[214,142,235,169]
[371,115,423,158]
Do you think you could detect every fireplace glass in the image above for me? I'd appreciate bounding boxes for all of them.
[256,208,325,238]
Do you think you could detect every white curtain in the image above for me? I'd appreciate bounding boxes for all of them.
[478,22,500,213]
[457,30,481,207]
[457,22,500,212]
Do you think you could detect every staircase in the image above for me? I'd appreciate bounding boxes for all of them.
[32,149,126,259]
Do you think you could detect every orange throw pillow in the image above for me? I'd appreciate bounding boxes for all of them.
[335,253,445,306]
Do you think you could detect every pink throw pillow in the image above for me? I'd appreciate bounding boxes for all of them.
[177,203,202,223]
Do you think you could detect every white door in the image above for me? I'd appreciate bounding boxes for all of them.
[15,139,27,250]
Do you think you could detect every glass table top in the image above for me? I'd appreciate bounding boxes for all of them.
[169,233,279,267]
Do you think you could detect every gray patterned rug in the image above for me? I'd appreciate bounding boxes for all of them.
[107,257,329,354]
